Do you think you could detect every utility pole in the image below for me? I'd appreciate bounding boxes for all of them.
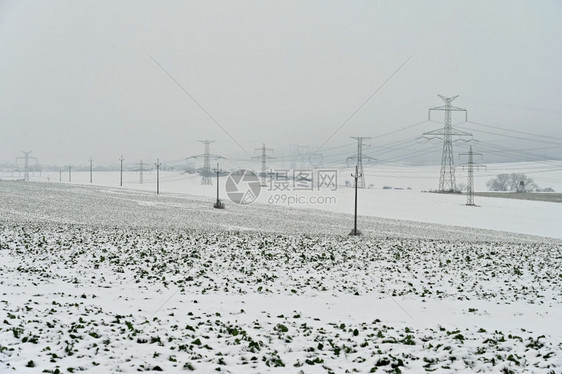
[66,165,72,182]
[187,140,224,185]
[421,94,472,193]
[252,143,275,187]
[213,163,225,209]
[89,157,93,183]
[347,137,375,189]
[350,165,362,236]
[16,151,38,181]
[297,145,309,170]
[59,168,62,182]
[155,159,161,194]
[139,160,144,184]
[459,146,485,206]
[119,156,125,187]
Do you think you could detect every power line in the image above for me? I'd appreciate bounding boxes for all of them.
[316,52,416,152]
[467,120,562,142]
[147,52,252,158]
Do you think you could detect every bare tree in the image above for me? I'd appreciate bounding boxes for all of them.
[487,173,538,192]
[486,174,510,191]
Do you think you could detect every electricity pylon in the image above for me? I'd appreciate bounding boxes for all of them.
[252,143,275,187]
[16,151,38,181]
[347,137,375,189]
[420,95,472,193]
[459,146,485,206]
[155,159,161,194]
[187,140,224,185]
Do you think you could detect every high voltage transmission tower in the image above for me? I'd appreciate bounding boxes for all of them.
[16,151,38,181]
[252,143,275,187]
[187,140,224,185]
[347,137,375,189]
[420,95,472,193]
[459,146,485,206]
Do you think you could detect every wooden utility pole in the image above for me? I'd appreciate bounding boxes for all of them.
[155,159,161,194]
[350,165,362,236]
[213,163,225,209]
[89,157,93,183]
[119,156,125,186]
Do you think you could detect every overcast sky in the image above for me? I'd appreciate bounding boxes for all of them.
[1,0,561,167]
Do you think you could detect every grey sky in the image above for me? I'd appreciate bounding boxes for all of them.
[1,0,561,167]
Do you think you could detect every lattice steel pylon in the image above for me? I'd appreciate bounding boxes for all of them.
[252,143,275,187]
[187,140,225,185]
[346,137,375,189]
[16,151,38,181]
[459,146,485,206]
[421,95,472,192]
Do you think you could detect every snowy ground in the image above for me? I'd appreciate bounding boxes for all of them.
[0,179,561,372]
[2,163,560,239]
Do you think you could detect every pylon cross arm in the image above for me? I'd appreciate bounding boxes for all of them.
[430,105,467,112]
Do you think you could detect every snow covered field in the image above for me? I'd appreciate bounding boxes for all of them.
[0,180,561,372]
[2,163,560,239]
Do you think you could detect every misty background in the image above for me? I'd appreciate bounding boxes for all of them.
[0,0,561,170]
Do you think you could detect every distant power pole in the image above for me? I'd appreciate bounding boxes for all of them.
[119,156,125,186]
[59,168,62,182]
[155,158,161,194]
[139,160,144,184]
[66,165,72,182]
[460,146,485,206]
[421,95,472,192]
[350,165,362,236]
[252,143,275,187]
[16,151,38,181]
[89,157,93,183]
[213,163,225,209]
[187,140,224,185]
[347,137,374,189]
[297,145,309,170]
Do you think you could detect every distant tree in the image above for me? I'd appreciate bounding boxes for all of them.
[537,187,555,192]
[486,174,510,191]
[486,173,538,192]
